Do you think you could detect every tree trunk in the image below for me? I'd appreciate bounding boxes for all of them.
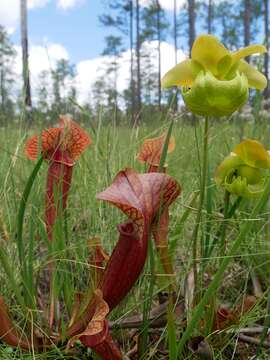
[0,69,4,109]
[129,0,135,124]
[173,0,178,110]
[188,0,196,56]
[156,0,161,111]
[207,0,212,34]
[20,0,32,123]
[244,0,251,62]
[135,0,141,123]
[264,0,269,97]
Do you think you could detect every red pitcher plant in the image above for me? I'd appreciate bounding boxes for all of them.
[66,168,181,358]
[25,115,91,327]
[137,133,176,284]
[25,115,92,241]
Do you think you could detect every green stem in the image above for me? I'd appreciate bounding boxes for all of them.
[219,190,230,263]
[17,156,43,308]
[139,234,155,358]
[207,196,242,259]
[256,291,270,357]
[191,116,209,299]
[177,176,270,357]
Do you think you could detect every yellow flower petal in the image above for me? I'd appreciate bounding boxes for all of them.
[237,60,267,90]
[232,44,267,63]
[191,34,229,75]
[233,139,270,169]
[161,59,201,88]
[217,55,233,77]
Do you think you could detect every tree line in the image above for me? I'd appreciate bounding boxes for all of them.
[0,0,268,125]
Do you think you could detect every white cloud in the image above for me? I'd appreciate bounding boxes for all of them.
[0,0,20,34]
[75,41,186,104]
[140,0,185,11]
[57,0,83,10]
[15,42,69,76]
[28,0,50,9]
[0,0,50,34]
[141,0,227,11]
[13,39,186,106]
[14,42,69,103]
[0,0,81,34]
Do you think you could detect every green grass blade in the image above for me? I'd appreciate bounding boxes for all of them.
[0,245,26,309]
[158,119,174,171]
[17,156,43,306]
[138,234,156,358]
[167,296,177,360]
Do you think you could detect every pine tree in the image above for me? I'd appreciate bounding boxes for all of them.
[135,0,141,122]
[20,0,32,123]
[243,0,251,62]
[51,59,76,115]
[173,0,179,110]
[0,26,16,124]
[216,1,241,49]
[37,70,50,115]
[188,0,196,55]
[99,0,135,122]
[141,0,169,109]
[264,0,269,97]
[102,35,123,123]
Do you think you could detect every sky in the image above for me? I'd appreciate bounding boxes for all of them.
[0,0,188,104]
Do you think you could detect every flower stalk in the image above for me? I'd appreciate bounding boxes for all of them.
[191,116,209,303]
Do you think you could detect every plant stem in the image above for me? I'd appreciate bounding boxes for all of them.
[138,234,155,358]
[177,176,270,357]
[207,196,242,259]
[191,116,209,301]
[256,291,270,357]
[219,190,230,264]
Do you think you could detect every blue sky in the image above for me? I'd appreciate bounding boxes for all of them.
[4,0,180,63]
[0,0,184,104]
[10,0,117,63]
[5,0,264,105]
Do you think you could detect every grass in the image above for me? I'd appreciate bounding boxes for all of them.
[0,114,270,359]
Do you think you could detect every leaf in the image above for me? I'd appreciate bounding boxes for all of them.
[97,168,181,226]
[25,115,92,164]
[137,132,175,167]
[0,297,31,350]
[188,336,214,360]
[67,290,122,360]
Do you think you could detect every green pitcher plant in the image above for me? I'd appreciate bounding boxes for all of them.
[162,34,267,117]
[215,139,270,197]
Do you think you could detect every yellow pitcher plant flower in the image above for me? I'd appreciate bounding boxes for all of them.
[215,139,270,197]
[161,34,267,117]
